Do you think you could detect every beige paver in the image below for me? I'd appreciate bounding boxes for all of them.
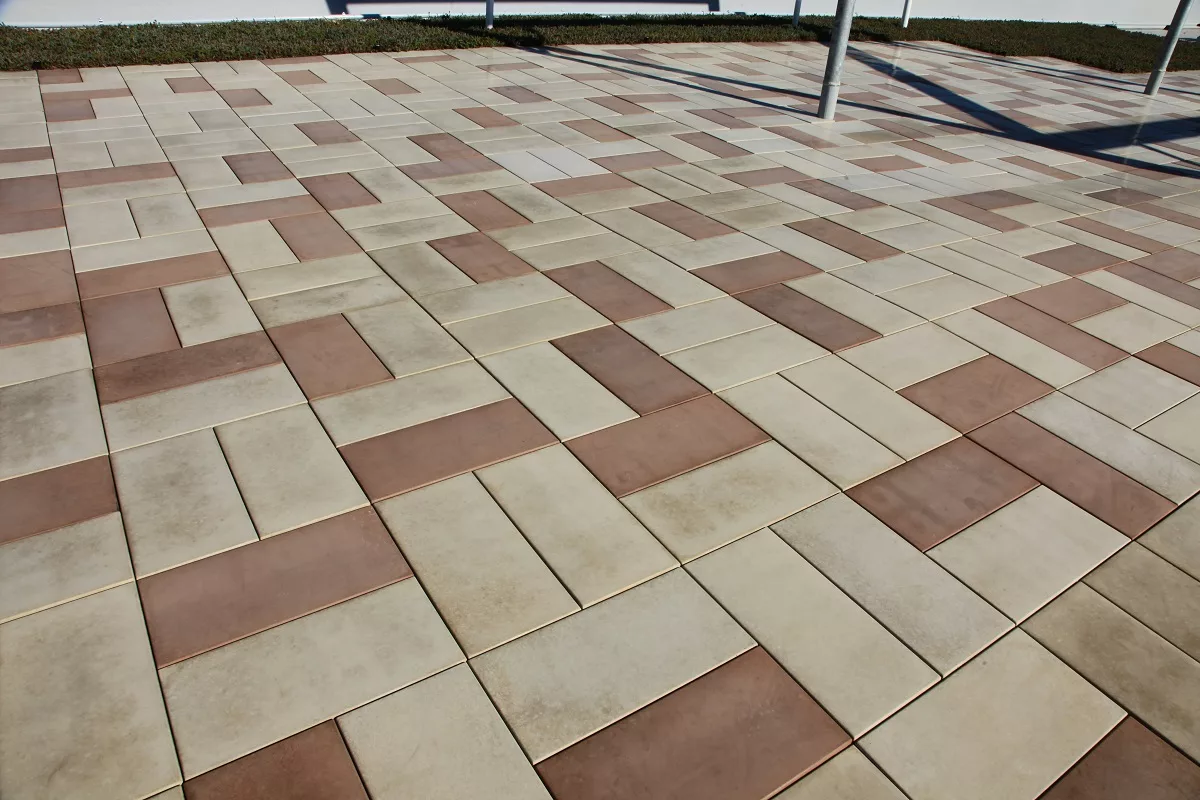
[0,369,108,481]
[929,486,1127,622]
[620,295,772,354]
[160,579,463,777]
[839,323,986,390]
[0,584,181,800]
[667,324,827,391]
[1062,356,1198,427]
[689,528,938,735]
[777,746,906,800]
[776,493,1012,674]
[339,664,552,800]
[860,630,1123,800]
[345,298,471,378]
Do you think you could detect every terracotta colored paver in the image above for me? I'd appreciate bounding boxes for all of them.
[565,395,769,497]
[1040,718,1200,800]
[547,261,671,322]
[299,173,380,211]
[552,324,709,415]
[428,232,535,282]
[440,190,529,231]
[1014,280,1127,322]
[899,355,1053,432]
[82,289,181,367]
[738,283,880,351]
[976,297,1127,370]
[694,252,819,294]
[788,218,902,261]
[1026,244,1125,276]
[267,314,393,400]
[0,456,117,545]
[847,437,1038,550]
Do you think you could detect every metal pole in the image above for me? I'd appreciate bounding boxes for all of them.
[485,0,495,29]
[818,0,857,120]
[792,0,802,28]
[1146,0,1195,96]
[901,0,913,27]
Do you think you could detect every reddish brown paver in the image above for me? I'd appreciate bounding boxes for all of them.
[547,261,671,322]
[493,85,548,104]
[0,250,77,313]
[1132,248,1200,282]
[536,648,850,800]
[1137,342,1200,386]
[791,179,885,210]
[440,190,529,231]
[534,173,635,197]
[565,395,769,497]
[93,330,281,404]
[694,251,820,293]
[57,162,175,190]
[140,507,410,666]
[1060,217,1171,254]
[0,207,65,236]
[1014,279,1127,322]
[552,324,709,415]
[219,88,271,108]
[82,289,180,367]
[76,251,229,300]
[0,456,118,545]
[925,196,1026,232]
[267,315,393,400]
[224,152,294,184]
[299,173,380,211]
[1088,187,1159,206]
[787,218,903,261]
[848,155,924,172]
[633,200,736,239]
[899,355,1053,432]
[166,76,214,93]
[847,437,1038,551]
[181,722,369,800]
[954,190,1033,210]
[0,302,84,347]
[271,212,362,261]
[454,106,519,128]
[279,70,326,87]
[1040,718,1200,800]
[1109,262,1200,309]
[296,120,359,145]
[341,398,557,500]
[738,283,880,351]
[676,131,751,158]
[976,297,1127,370]
[969,413,1173,537]
[592,151,685,172]
[726,167,812,187]
[1026,244,1125,276]
[428,232,535,282]
[198,195,324,227]
[563,118,632,142]
[0,175,62,213]
[365,78,417,95]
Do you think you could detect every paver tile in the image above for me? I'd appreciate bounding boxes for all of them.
[898,354,1052,432]
[0,455,117,545]
[1040,718,1200,800]
[1063,356,1198,427]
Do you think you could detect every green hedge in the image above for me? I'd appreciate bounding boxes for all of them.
[0,15,1191,73]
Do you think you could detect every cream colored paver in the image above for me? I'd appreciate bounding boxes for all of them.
[339,664,552,800]
[839,323,986,389]
[102,362,305,452]
[161,579,463,778]
[346,298,470,378]
[0,584,181,800]
[112,428,256,576]
[421,273,568,324]
[777,746,906,800]
[721,375,901,488]
[129,192,204,237]
[514,232,640,270]
[470,568,754,762]
[590,207,690,248]
[860,629,1123,800]
[251,275,409,327]
[930,486,1127,622]
[937,308,1093,387]
[946,237,1068,286]
[667,324,827,392]
[351,214,475,250]
[215,404,367,536]
[689,528,937,735]
[835,253,948,294]
[72,228,216,272]
[1074,303,1189,353]
[481,343,636,439]
[0,369,108,481]
[1020,392,1200,504]
[1062,357,1198,427]
[1084,543,1200,661]
[881,274,1003,320]
[1024,583,1200,761]
[162,275,262,346]
[602,248,725,308]
[783,355,958,459]
[1140,394,1200,466]
[870,220,968,252]
[620,295,772,354]
[788,272,924,335]
[0,334,92,389]
[751,225,863,270]
[0,513,132,624]
[478,445,677,607]
[1140,497,1200,581]
[653,231,776,269]
[489,215,605,249]
[376,473,578,657]
[235,253,381,301]
[446,295,609,356]
[210,220,298,272]
[915,245,1039,294]
[369,241,473,297]
[312,360,507,445]
[623,442,838,562]
[776,493,1011,674]
[1081,269,1200,327]
[64,198,139,248]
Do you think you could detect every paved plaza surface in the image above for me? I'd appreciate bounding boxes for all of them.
[3,37,1200,800]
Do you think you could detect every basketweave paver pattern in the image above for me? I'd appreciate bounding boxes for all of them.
[3,39,1200,800]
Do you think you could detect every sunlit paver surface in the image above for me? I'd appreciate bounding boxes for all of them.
[3,40,1200,800]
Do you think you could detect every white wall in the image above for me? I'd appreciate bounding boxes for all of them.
[0,0,1190,30]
